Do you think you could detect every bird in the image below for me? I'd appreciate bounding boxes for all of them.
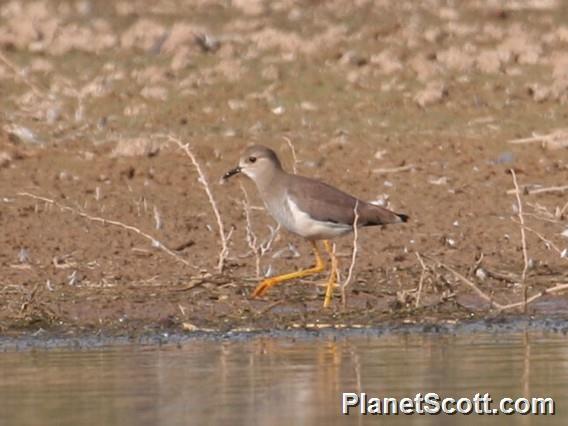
[223,145,408,307]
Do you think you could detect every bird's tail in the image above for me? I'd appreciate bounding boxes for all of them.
[396,213,409,223]
[360,203,409,226]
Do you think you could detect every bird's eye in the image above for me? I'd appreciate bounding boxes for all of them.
[248,156,257,163]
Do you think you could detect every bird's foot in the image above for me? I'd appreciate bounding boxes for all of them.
[250,279,274,298]
[323,278,337,308]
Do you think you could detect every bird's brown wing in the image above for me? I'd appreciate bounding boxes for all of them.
[286,174,406,226]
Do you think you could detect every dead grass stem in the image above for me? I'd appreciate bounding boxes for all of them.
[508,129,568,150]
[512,219,564,257]
[166,135,230,273]
[423,253,568,313]
[506,185,568,195]
[0,50,44,97]
[341,200,359,308]
[372,164,416,174]
[415,252,427,308]
[511,169,529,310]
[424,254,504,309]
[282,136,298,174]
[498,283,568,311]
[559,200,568,218]
[240,183,261,278]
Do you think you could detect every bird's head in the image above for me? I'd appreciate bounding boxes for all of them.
[223,145,283,183]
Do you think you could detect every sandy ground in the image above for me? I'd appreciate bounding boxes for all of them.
[1,0,567,339]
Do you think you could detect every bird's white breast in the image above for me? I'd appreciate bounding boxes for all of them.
[264,193,351,240]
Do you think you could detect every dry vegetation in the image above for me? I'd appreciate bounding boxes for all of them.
[0,0,567,337]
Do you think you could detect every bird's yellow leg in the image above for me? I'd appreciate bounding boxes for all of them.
[251,241,326,298]
[322,240,339,308]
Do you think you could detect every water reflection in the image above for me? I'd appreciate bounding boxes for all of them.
[0,333,566,425]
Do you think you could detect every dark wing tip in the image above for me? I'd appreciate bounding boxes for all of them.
[397,213,409,223]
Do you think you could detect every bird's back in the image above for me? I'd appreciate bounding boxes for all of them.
[284,173,407,227]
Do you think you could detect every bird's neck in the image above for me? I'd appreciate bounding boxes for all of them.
[254,168,287,194]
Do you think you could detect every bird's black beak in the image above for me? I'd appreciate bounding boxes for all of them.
[223,166,241,180]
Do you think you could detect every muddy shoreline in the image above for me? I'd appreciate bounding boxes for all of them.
[2,315,567,351]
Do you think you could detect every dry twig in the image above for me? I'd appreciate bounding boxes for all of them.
[559,200,568,218]
[511,169,529,310]
[415,252,427,308]
[238,182,283,277]
[424,254,568,313]
[282,136,298,174]
[260,225,280,256]
[372,164,415,174]
[506,185,568,195]
[424,255,504,309]
[508,134,549,144]
[166,135,230,272]
[498,283,568,311]
[508,129,568,150]
[240,183,261,278]
[526,201,558,221]
[17,192,194,268]
[511,218,565,257]
[341,201,359,308]
[0,50,44,97]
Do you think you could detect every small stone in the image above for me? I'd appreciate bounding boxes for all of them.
[300,101,317,111]
[475,268,487,280]
[140,86,168,101]
[414,81,448,107]
[527,83,550,102]
[182,322,199,332]
[374,150,387,160]
[228,99,247,110]
[194,33,220,53]
[18,248,30,263]
[445,237,457,248]
[429,176,448,185]
[3,124,42,145]
[0,151,12,168]
[111,138,160,158]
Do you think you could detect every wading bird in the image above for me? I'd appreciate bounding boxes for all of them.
[223,145,408,307]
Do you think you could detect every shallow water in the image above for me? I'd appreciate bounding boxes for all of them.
[1,332,566,425]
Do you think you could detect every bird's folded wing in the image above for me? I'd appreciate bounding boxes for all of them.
[287,175,403,226]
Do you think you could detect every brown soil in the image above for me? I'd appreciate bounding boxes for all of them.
[1,0,567,339]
